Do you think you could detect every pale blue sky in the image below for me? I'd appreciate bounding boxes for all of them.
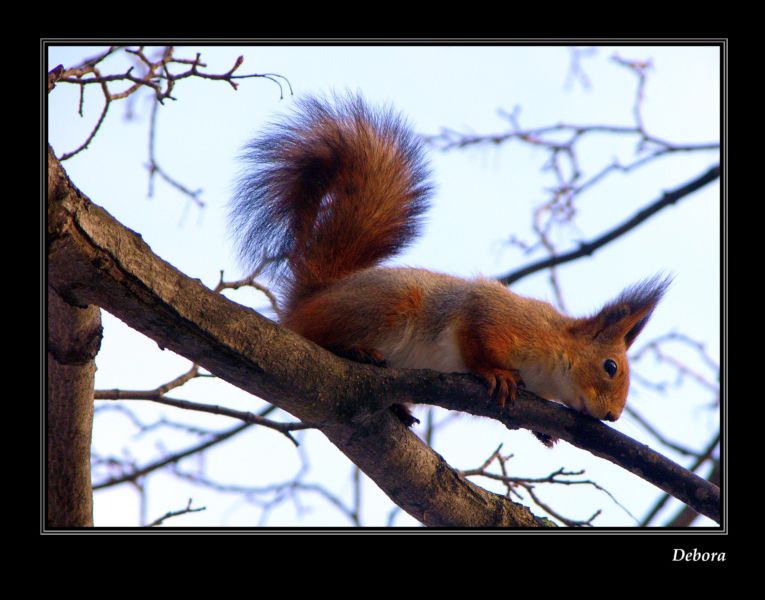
[48,44,721,527]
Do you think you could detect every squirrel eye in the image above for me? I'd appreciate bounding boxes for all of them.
[603,359,618,377]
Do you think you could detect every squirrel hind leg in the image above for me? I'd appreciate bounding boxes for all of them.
[328,345,419,427]
[532,431,559,447]
[329,345,388,368]
[390,403,420,427]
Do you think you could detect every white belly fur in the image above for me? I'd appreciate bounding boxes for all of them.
[377,323,468,373]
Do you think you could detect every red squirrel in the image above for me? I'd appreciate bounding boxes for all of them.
[230,94,670,427]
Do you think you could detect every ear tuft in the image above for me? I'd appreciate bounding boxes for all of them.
[618,274,673,348]
[591,274,673,348]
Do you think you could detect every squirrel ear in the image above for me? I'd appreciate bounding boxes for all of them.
[586,275,672,348]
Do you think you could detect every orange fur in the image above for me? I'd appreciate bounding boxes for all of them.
[231,94,671,425]
[384,286,424,329]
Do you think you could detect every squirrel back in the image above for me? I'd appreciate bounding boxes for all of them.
[230,94,432,314]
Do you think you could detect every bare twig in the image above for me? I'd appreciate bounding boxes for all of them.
[428,120,718,156]
[624,406,701,458]
[631,332,720,398]
[95,361,309,446]
[523,485,600,527]
[146,498,206,527]
[96,390,311,446]
[565,47,597,90]
[611,53,653,136]
[58,78,111,160]
[426,52,719,301]
[52,46,291,162]
[169,463,362,526]
[95,403,220,438]
[215,269,282,318]
[146,97,204,207]
[499,164,720,285]
[94,390,304,446]
[92,422,251,490]
[159,364,207,394]
[47,64,66,92]
[460,446,638,525]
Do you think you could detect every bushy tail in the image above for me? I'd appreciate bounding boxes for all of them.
[230,94,432,312]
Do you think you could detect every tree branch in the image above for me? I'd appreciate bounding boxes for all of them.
[50,48,292,162]
[47,288,101,527]
[92,422,251,490]
[499,164,720,285]
[47,146,552,527]
[47,147,719,525]
[640,433,720,526]
[94,390,312,446]
[146,499,206,527]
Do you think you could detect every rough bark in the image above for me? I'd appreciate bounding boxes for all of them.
[668,460,720,527]
[46,287,101,527]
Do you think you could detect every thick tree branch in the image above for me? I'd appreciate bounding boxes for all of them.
[47,146,552,527]
[47,288,102,527]
[640,433,720,526]
[408,379,719,523]
[47,147,720,525]
[667,459,720,527]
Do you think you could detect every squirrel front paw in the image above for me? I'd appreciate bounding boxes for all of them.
[473,367,525,408]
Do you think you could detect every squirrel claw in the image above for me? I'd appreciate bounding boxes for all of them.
[390,403,420,427]
[475,368,525,408]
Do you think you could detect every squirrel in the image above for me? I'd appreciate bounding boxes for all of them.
[230,94,671,428]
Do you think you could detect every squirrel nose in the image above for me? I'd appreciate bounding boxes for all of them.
[604,411,617,422]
